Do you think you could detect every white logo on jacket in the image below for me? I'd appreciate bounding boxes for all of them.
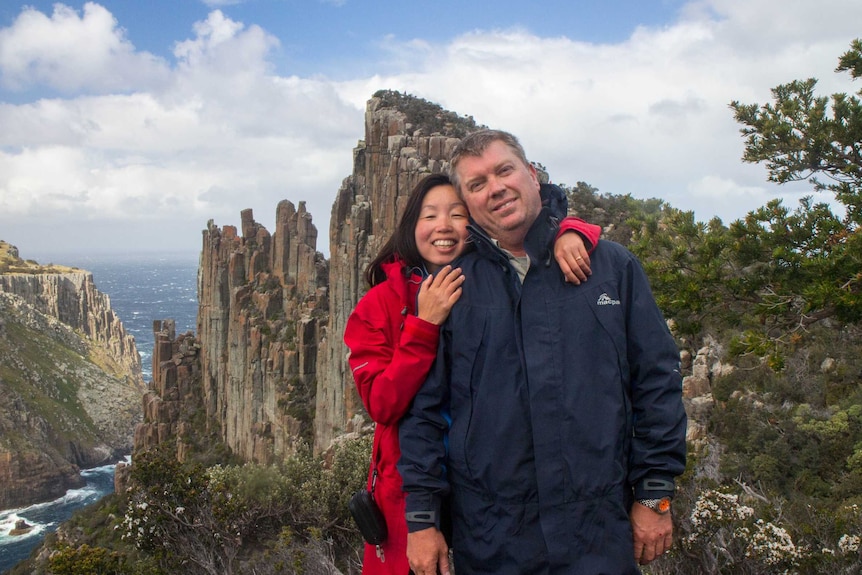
[597,293,621,306]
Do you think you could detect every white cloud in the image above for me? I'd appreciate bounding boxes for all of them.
[0,7,362,255]
[174,10,259,70]
[0,145,91,215]
[1,0,861,257]
[349,0,861,225]
[0,2,170,93]
[686,174,777,222]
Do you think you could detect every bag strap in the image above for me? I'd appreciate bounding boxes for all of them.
[369,441,386,561]
[370,439,382,496]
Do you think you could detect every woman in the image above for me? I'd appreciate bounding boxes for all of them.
[344,173,599,574]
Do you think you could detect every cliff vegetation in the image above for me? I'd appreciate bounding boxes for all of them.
[0,241,80,274]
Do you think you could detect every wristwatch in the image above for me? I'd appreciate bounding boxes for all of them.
[637,497,672,514]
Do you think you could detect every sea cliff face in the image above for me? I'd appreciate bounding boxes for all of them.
[0,242,146,508]
[197,202,327,462]
[0,271,141,382]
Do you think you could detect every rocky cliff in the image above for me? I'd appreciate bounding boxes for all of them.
[0,241,146,508]
[132,319,203,463]
[133,92,480,462]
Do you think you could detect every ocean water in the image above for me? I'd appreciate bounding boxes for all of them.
[0,462,123,573]
[0,251,200,573]
[59,252,201,380]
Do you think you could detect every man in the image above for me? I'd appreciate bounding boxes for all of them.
[397,129,687,575]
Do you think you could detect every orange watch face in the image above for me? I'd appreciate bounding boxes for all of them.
[657,497,672,514]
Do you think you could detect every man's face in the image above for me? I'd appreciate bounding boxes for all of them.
[455,140,542,251]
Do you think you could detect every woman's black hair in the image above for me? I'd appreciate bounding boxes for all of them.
[365,173,454,287]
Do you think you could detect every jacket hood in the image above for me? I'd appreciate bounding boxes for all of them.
[540,182,568,220]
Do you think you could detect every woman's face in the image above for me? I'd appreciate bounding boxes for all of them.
[415,184,469,273]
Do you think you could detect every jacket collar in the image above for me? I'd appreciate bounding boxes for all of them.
[380,257,425,312]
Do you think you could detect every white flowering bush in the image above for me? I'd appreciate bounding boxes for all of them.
[645,485,862,575]
[805,502,862,574]
[638,486,801,574]
[746,519,804,566]
[680,488,804,573]
[120,449,214,562]
[837,533,860,554]
[689,489,755,529]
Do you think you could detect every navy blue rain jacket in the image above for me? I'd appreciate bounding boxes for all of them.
[398,200,687,575]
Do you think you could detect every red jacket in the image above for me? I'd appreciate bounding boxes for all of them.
[343,217,600,574]
[345,258,438,575]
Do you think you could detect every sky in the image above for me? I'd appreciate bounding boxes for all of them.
[0,0,860,261]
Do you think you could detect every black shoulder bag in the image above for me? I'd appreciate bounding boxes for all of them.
[349,452,388,558]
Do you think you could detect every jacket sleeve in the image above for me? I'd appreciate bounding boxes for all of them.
[556,216,601,253]
[397,326,451,532]
[622,253,688,498]
[344,289,441,426]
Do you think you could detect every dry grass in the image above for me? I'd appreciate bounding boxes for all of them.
[0,239,81,274]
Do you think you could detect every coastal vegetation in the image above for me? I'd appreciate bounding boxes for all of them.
[630,38,862,574]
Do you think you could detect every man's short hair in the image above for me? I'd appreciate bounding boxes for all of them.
[448,129,529,194]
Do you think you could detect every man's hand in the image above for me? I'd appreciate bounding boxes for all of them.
[631,501,673,565]
[407,527,450,575]
[554,230,592,284]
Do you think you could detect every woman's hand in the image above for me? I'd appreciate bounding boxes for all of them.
[554,231,592,284]
[417,265,465,325]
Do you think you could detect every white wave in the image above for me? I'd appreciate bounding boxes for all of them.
[0,513,48,540]
[10,488,94,515]
[58,486,100,505]
[1,460,126,516]
[81,459,126,477]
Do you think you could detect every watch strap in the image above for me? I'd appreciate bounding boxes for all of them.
[638,497,672,514]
